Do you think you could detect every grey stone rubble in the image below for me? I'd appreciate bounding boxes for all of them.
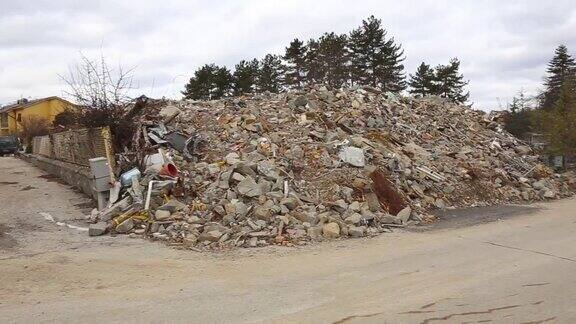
[86,85,576,251]
[88,222,108,236]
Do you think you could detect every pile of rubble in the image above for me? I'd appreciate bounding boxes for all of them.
[87,85,575,250]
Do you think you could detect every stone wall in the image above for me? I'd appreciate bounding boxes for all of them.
[32,127,115,169]
[20,154,95,199]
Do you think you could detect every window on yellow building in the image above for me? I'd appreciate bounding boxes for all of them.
[17,113,21,122]
[0,113,8,128]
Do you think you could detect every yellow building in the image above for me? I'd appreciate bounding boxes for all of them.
[0,96,75,136]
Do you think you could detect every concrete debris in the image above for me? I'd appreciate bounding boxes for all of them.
[396,207,412,224]
[293,96,308,107]
[543,190,556,199]
[198,230,223,242]
[225,152,241,165]
[378,214,400,225]
[339,146,365,167]
[115,218,134,233]
[155,210,171,221]
[84,84,575,251]
[307,226,323,240]
[345,213,363,224]
[237,176,263,197]
[532,180,547,190]
[183,234,198,247]
[159,105,182,120]
[348,225,365,237]
[157,199,188,213]
[322,222,341,239]
[435,198,447,209]
[89,222,108,236]
[515,145,532,155]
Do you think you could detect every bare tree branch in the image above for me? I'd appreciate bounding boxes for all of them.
[59,51,135,110]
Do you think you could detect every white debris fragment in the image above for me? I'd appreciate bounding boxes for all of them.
[339,146,365,167]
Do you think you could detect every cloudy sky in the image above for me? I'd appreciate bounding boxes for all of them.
[1,0,575,110]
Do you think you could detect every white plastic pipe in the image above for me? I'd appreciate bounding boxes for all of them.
[144,180,158,210]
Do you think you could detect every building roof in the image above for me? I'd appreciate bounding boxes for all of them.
[0,96,73,114]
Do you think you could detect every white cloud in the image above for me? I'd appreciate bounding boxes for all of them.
[0,0,575,110]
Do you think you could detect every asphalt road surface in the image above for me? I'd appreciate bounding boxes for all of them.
[1,156,575,323]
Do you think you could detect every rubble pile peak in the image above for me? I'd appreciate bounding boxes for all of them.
[89,85,575,250]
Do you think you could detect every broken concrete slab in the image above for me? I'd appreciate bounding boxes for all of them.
[155,210,171,221]
[237,176,263,197]
[396,207,412,224]
[157,199,188,213]
[322,222,340,239]
[89,222,108,236]
[348,225,365,237]
[116,218,134,234]
[339,146,365,167]
[199,230,223,242]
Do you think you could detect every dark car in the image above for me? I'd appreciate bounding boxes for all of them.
[0,136,20,155]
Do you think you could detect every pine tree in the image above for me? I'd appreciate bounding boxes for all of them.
[542,45,576,109]
[182,64,233,100]
[509,96,520,113]
[317,32,350,88]
[304,39,324,85]
[408,62,436,96]
[504,89,533,139]
[434,58,469,104]
[182,64,217,100]
[534,79,576,158]
[212,66,233,99]
[380,38,406,92]
[233,59,259,95]
[257,54,285,93]
[349,15,406,92]
[284,38,307,89]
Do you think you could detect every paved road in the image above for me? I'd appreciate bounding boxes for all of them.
[1,156,575,323]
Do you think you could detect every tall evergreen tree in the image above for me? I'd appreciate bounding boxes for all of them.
[182,64,233,100]
[212,66,233,99]
[233,59,259,95]
[349,15,406,92]
[504,89,533,139]
[284,38,307,89]
[257,54,285,93]
[317,32,350,88]
[304,39,324,85]
[534,79,576,158]
[182,64,217,100]
[434,58,469,104]
[542,45,576,109]
[408,62,436,96]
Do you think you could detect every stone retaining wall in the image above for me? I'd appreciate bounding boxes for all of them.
[20,154,95,200]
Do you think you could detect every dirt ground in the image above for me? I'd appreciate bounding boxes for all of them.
[1,156,575,323]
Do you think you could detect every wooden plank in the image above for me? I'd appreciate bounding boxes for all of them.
[101,127,116,182]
